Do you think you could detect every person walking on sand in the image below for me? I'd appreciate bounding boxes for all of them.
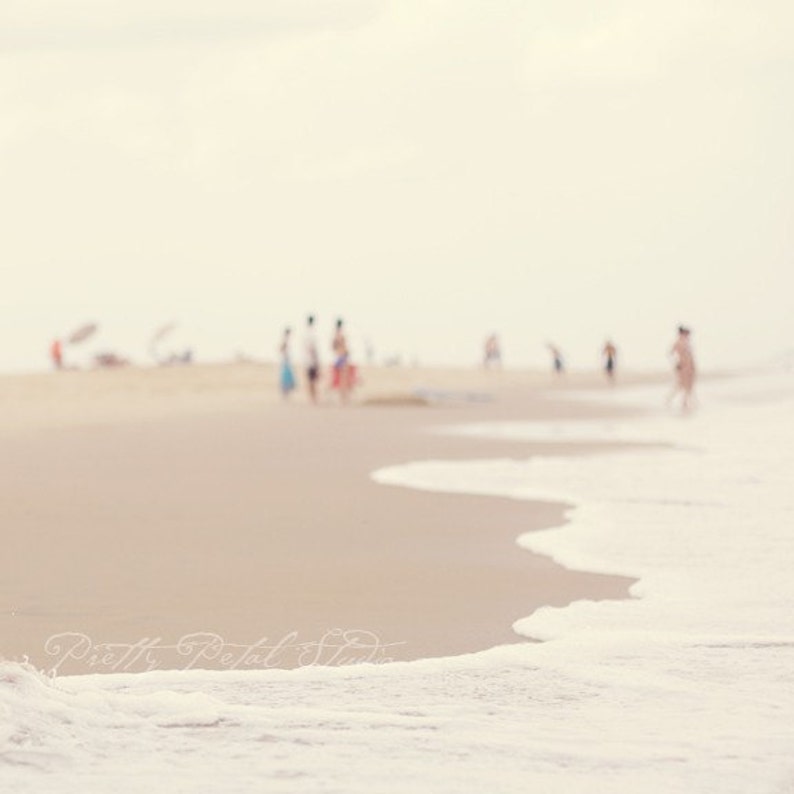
[668,326,696,412]
[303,315,320,404]
[547,343,565,375]
[331,317,354,402]
[483,334,501,369]
[50,338,63,371]
[602,339,618,382]
[279,327,296,399]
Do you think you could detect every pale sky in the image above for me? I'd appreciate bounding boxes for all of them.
[2,0,792,372]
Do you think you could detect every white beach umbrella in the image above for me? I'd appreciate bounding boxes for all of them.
[66,322,98,346]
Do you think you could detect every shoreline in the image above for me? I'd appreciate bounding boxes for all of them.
[1,364,661,675]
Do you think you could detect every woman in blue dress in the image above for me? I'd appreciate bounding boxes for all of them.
[279,327,296,398]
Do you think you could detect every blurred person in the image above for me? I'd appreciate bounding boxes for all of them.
[547,343,565,375]
[668,325,697,412]
[483,334,502,369]
[331,318,355,402]
[50,338,63,370]
[602,339,618,381]
[303,315,320,404]
[279,327,296,399]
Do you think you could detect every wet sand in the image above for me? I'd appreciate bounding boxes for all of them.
[0,364,663,674]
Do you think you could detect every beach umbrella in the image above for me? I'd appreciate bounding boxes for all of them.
[149,322,178,361]
[66,322,98,345]
[151,322,177,343]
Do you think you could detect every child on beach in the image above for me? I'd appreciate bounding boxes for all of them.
[50,339,63,370]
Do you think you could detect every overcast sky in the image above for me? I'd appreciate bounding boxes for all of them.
[2,0,792,372]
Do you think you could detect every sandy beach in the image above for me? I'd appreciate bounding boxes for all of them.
[3,364,793,793]
[1,363,660,675]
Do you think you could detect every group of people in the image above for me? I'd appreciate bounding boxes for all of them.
[484,327,698,411]
[546,340,617,380]
[485,338,615,379]
[281,321,696,410]
[557,330,697,409]
[278,316,357,404]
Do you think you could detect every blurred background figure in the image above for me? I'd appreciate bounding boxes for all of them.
[149,322,192,366]
[94,352,130,368]
[602,339,618,382]
[331,318,356,402]
[668,325,697,412]
[49,321,99,370]
[279,327,296,399]
[483,333,502,369]
[49,338,63,370]
[303,315,320,405]
[547,342,565,375]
